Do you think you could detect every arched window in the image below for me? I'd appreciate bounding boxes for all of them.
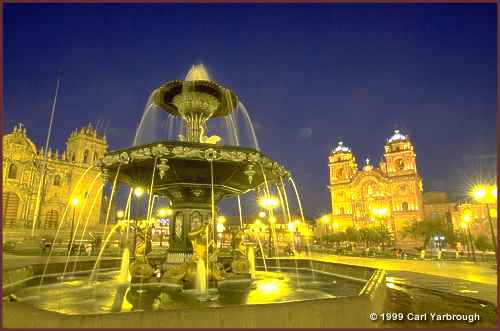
[71,154,76,162]
[402,202,409,211]
[94,152,99,161]
[340,207,345,216]
[7,164,18,179]
[83,150,90,163]
[396,159,405,171]
[66,173,72,183]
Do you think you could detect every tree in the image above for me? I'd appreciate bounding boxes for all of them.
[474,235,493,252]
[344,227,359,247]
[401,216,451,248]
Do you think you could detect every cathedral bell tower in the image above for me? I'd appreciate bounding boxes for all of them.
[383,130,417,176]
[65,123,107,164]
[328,141,358,223]
[329,141,357,184]
[383,129,423,234]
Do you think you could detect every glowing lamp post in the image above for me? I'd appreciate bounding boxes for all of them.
[132,187,145,256]
[462,212,476,262]
[471,184,497,257]
[258,195,279,257]
[68,197,80,254]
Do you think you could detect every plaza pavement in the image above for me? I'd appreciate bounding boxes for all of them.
[309,253,498,305]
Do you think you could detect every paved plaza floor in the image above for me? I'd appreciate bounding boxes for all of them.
[309,253,497,305]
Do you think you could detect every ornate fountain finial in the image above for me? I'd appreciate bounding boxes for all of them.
[244,164,256,184]
[157,158,170,179]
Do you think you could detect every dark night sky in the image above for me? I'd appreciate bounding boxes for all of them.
[4,3,497,218]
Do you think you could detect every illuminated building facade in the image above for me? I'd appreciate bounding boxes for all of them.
[327,130,424,246]
[2,123,107,238]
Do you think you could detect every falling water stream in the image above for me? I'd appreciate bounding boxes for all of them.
[38,165,96,288]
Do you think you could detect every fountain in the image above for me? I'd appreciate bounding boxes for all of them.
[98,64,289,291]
[3,65,387,328]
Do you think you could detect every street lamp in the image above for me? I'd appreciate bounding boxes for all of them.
[132,187,145,256]
[321,214,331,237]
[68,197,80,254]
[258,196,279,257]
[462,212,476,261]
[471,184,497,257]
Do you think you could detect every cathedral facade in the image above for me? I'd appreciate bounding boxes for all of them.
[2,123,107,237]
[328,130,424,246]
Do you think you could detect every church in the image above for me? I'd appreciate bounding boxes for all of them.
[2,123,107,239]
[327,129,424,246]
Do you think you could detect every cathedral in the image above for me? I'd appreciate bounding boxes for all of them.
[327,129,424,246]
[2,123,107,238]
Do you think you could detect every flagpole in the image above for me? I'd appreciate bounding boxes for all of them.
[31,69,62,236]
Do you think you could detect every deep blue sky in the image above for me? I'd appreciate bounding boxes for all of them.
[4,3,497,218]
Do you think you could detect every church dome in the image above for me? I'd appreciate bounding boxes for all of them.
[331,141,352,154]
[387,129,408,143]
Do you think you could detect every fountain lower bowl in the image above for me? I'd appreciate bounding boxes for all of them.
[2,258,386,328]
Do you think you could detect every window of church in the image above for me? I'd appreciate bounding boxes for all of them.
[53,175,61,186]
[7,164,18,179]
[402,202,409,211]
[396,158,405,171]
[83,150,90,163]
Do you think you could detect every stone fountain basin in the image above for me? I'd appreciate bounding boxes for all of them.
[99,141,290,203]
[2,257,386,328]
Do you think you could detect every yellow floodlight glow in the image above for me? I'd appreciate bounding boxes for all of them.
[269,216,276,224]
[473,186,486,201]
[71,197,80,207]
[258,211,267,218]
[157,208,173,217]
[217,215,226,224]
[216,223,225,233]
[321,215,331,223]
[134,187,145,198]
[470,184,497,203]
[463,213,472,223]
[288,222,295,232]
[116,210,125,219]
[258,196,279,210]
[460,222,467,230]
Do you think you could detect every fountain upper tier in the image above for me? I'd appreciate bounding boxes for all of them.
[99,141,290,207]
[153,79,238,118]
[153,77,238,143]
